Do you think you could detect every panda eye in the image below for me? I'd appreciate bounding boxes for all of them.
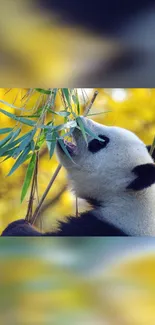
[88,135,109,153]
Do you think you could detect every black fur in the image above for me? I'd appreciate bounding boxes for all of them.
[85,198,102,208]
[127,163,155,191]
[1,211,128,237]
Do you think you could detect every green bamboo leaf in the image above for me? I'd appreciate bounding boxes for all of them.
[0,128,21,154]
[72,95,78,104]
[46,120,53,126]
[59,110,70,117]
[22,153,32,163]
[60,128,75,139]
[35,88,51,95]
[72,92,80,115]
[0,130,34,157]
[34,106,44,117]
[61,88,77,118]
[0,127,13,135]
[12,129,36,158]
[21,153,37,202]
[49,110,70,117]
[0,131,14,147]
[54,120,77,132]
[45,88,58,109]
[0,146,20,158]
[39,120,77,132]
[50,88,58,107]
[30,140,35,151]
[8,128,21,142]
[84,126,105,142]
[7,145,31,176]
[57,138,74,162]
[46,131,57,159]
[17,115,40,118]
[1,152,32,163]
[0,108,36,126]
[76,117,88,144]
[87,110,112,116]
[35,124,54,131]
[62,88,71,107]
[36,131,46,149]
[0,99,21,109]
[0,155,12,163]
[76,92,80,115]
[42,121,54,136]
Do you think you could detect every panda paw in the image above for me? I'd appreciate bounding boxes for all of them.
[1,219,42,236]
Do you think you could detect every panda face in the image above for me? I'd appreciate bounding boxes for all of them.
[56,117,154,201]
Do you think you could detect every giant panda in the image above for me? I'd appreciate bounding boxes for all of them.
[1,116,155,237]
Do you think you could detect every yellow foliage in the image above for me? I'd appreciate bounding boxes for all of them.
[95,88,155,143]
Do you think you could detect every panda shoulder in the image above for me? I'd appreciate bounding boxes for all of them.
[45,210,128,236]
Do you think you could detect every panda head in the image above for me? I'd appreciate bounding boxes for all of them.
[56,117,155,203]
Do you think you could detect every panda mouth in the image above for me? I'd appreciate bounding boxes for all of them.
[64,139,77,154]
[57,138,78,155]
[57,127,85,156]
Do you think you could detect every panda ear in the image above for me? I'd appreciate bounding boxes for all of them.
[146,145,155,162]
[127,163,155,191]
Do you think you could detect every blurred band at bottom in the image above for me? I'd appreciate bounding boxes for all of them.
[1,238,155,325]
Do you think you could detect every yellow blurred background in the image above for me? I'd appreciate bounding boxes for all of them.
[1,0,155,87]
[0,0,113,86]
[0,88,155,233]
[1,238,155,325]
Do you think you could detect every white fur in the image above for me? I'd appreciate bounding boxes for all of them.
[56,117,155,236]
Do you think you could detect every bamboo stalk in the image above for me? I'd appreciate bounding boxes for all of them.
[30,89,99,225]
[31,164,62,225]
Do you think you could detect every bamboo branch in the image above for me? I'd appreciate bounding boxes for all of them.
[29,89,99,225]
[25,153,39,222]
[84,90,98,116]
[30,164,62,225]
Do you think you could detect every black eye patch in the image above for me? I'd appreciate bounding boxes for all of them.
[88,135,109,153]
